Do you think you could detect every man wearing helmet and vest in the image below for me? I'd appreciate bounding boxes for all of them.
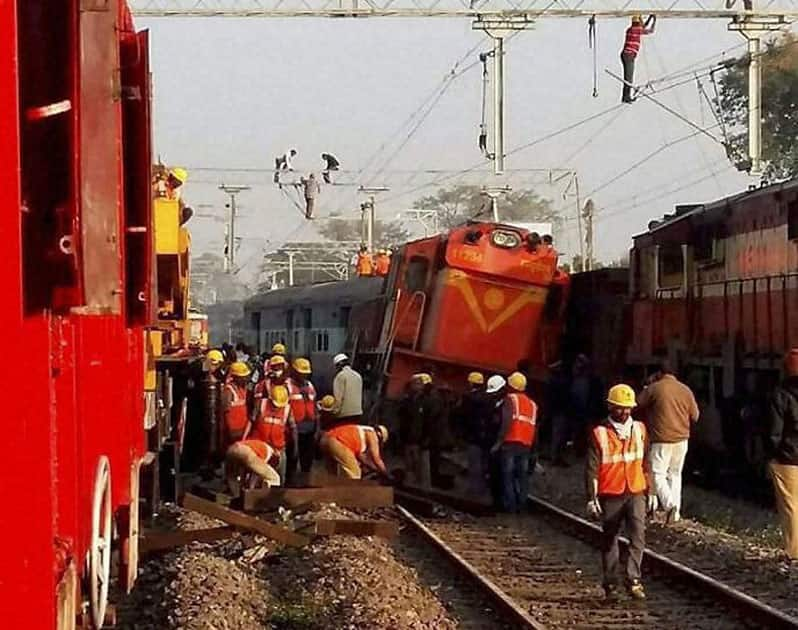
[287,358,318,475]
[490,372,538,513]
[321,419,391,480]
[202,349,226,464]
[221,362,253,451]
[355,245,373,277]
[586,384,654,601]
[374,249,391,276]
[247,384,297,482]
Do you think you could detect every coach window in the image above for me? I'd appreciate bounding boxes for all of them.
[405,256,429,292]
[788,200,798,240]
[658,244,684,289]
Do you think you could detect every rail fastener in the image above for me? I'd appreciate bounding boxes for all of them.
[396,505,544,630]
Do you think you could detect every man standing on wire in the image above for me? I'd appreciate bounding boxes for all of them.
[321,153,340,184]
[301,173,320,219]
[620,14,656,104]
[273,148,297,184]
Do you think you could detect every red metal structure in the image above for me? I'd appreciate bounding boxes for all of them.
[361,222,570,400]
[2,2,155,627]
[626,178,798,475]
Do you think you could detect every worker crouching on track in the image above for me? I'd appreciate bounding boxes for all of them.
[287,357,319,475]
[249,384,297,483]
[221,361,253,451]
[320,419,391,480]
[225,440,281,494]
[586,384,654,601]
[491,372,538,513]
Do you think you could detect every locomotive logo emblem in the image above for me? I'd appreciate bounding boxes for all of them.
[445,269,546,333]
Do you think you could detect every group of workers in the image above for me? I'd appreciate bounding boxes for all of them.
[356,245,392,277]
[273,149,341,219]
[203,345,391,492]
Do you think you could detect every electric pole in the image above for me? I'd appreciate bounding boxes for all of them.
[218,184,251,272]
[582,198,595,272]
[359,186,389,252]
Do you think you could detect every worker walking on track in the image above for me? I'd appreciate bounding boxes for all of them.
[491,372,538,513]
[225,440,281,494]
[620,14,656,103]
[248,384,297,482]
[287,358,318,474]
[586,384,654,601]
[636,360,699,524]
[766,349,798,561]
[221,361,252,450]
[332,353,363,424]
[320,421,391,480]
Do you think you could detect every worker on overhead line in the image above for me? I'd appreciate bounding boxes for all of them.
[274,148,297,184]
[221,361,253,451]
[287,358,318,476]
[620,14,656,104]
[374,249,391,276]
[490,371,538,513]
[586,384,654,601]
[321,153,340,184]
[301,173,320,220]
[247,384,296,482]
[225,439,281,494]
[356,245,374,276]
[321,421,391,480]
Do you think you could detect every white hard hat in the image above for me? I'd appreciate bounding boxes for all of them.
[486,375,506,393]
[333,353,349,366]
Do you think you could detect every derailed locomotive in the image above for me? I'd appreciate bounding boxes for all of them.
[244,222,570,415]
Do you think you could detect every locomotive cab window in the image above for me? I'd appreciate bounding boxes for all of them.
[405,256,429,292]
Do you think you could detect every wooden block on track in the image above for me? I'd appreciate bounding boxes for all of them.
[243,486,394,512]
[140,526,235,553]
[181,493,310,547]
[313,519,398,539]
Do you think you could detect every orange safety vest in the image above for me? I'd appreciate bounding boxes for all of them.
[287,379,316,425]
[252,400,291,451]
[327,424,374,456]
[356,253,373,276]
[375,255,390,276]
[593,421,648,496]
[239,439,274,463]
[503,393,537,447]
[223,383,249,438]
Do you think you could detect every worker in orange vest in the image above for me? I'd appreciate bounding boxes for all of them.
[585,384,655,601]
[490,372,538,513]
[320,417,391,480]
[225,439,281,494]
[247,385,296,482]
[374,249,391,276]
[221,361,252,451]
[356,245,373,277]
[286,357,318,476]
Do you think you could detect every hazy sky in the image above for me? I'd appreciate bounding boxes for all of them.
[138,14,778,279]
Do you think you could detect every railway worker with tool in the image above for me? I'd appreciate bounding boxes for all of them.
[320,415,392,480]
[490,372,538,513]
[225,439,282,494]
[287,357,319,475]
[221,361,253,451]
[586,384,654,600]
[247,384,297,482]
[331,353,364,425]
[765,348,798,561]
[636,360,699,524]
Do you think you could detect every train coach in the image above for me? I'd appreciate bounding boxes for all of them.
[243,221,570,416]
[625,177,798,477]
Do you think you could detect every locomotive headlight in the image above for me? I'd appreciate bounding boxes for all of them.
[491,230,521,249]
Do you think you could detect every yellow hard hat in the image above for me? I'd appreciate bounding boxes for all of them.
[508,371,527,392]
[632,13,643,23]
[272,343,286,355]
[207,349,224,364]
[376,425,389,443]
[268,355,287,368]
[270,385,289,408]
[318,395,336,412]
[413,373,432,385]
[230,361,251,378]
[170,167,188,184]
[467,371,485,385]
[292,357,312,375]
[607,384,637,408]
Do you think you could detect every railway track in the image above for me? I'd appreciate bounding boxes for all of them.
[397,494,798,630]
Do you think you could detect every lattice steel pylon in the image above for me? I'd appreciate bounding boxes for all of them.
[130,0,798,18]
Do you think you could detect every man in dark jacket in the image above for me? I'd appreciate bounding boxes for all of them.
[401,374,431,488]
[766,349,798,560]
[460,372,490,495]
